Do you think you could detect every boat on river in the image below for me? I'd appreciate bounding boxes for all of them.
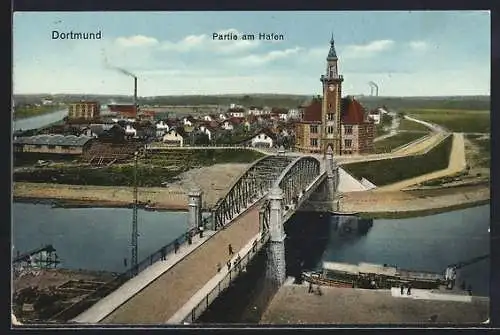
[303,261,445,290]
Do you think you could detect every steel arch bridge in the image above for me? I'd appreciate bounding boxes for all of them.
[210,154,323,231]
[259,156,323,234]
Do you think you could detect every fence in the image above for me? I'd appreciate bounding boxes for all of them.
[181,232,270,324]
[50,217,211,322]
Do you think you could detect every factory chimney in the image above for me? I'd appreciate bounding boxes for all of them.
[134,76,138,114]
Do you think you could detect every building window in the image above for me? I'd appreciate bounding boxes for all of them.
[310,125,318,133]
[327,113,335,121]
[326,126,335,134]
[344,139,352,148]
[310,138,318,147]
[345,125,353,134]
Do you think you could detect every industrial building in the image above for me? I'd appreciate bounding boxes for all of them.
[294,36,375,155]
[68,101,101,120]
[13,134,94,155]
[107,104,137,118]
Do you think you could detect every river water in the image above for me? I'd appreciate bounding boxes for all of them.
[13,109,68,131]
[12,203,490,321]
[12,203,189,273]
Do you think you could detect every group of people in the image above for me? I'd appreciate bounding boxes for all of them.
[159,224,206,261]
[400,283,412,295]
[308,282,323,296]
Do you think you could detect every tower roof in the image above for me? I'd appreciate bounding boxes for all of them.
[327,34,338,60]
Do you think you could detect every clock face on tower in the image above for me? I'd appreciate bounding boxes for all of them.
[328,85,335,92]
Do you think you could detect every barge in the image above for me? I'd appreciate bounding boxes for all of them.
[303,261,445,290]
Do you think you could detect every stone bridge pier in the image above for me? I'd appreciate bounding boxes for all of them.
[266,186,287,286]
[188,187,203,231]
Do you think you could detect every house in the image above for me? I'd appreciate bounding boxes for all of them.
[81,124,106,138]
[271,108,289,122]
[249,129,276,148]
[155,120,171,138]
[218,113,229,121]
[221,117,244,131]
[227,107,246,118]
[248,106,264,116]
[203,114,218,122]
[124,124,137,138]
[162,128,187,147]
[182,116,196,127]
[367,109,381,124]
[198,124,218,141]
[287,108,301,120]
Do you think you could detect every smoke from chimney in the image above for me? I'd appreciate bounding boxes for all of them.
[102,49,138,112]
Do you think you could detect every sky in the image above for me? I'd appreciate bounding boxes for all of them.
[13,11,490,97]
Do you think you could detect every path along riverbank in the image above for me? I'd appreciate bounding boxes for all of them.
[13,171,489,216]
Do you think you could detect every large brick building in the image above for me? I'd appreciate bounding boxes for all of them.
[295,36,374,155]
[68,101,100,120]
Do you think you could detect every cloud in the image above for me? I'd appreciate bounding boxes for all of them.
[234,47,304,66]
[408,40,429,51]
[159,28,260,54]
[342,39,395,59]
[115,35,160,47]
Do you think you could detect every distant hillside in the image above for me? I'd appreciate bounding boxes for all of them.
[13,94,490,111]
[356,95,490,111]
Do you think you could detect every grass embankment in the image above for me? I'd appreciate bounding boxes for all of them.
[14,106,61,120]
[466,134,490,168]
[13,149,264,187]
[373,132,427,153]
[343,134,453,186]
[398,118,431,132]
[403,109,490,133]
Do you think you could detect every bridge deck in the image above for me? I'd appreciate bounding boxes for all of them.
[99,203,262,324]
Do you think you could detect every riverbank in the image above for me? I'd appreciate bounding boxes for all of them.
[13,163,249,210]
[13,268,117,324]
[340,183,490,219]
[260,282,489,324]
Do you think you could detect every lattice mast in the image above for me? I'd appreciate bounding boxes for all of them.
[131,151,139,272]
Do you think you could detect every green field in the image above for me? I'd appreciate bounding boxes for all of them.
[343,134,453,186]
[466,135,490,168]
[398,118,431,132]
[403,109,490,133]
[14,105,61,120]
[373,132,427,153]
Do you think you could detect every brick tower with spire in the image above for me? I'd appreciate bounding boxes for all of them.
[320,34,344,156]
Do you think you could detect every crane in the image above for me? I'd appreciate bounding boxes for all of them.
[131,151,139,275]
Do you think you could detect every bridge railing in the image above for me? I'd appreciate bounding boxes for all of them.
[51,218,211,322]
[181,233,270,324]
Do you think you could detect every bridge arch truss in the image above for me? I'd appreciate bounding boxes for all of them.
[211,155,295,230]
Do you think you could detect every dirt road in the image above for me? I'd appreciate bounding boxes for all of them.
[376,133,466,192]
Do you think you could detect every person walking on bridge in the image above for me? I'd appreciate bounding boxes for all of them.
[160,246,166,261]
[228,244,234,256]
[174,239,179,254]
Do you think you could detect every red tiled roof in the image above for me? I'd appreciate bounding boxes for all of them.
[302,99,322,122]
[341,97,368,124]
